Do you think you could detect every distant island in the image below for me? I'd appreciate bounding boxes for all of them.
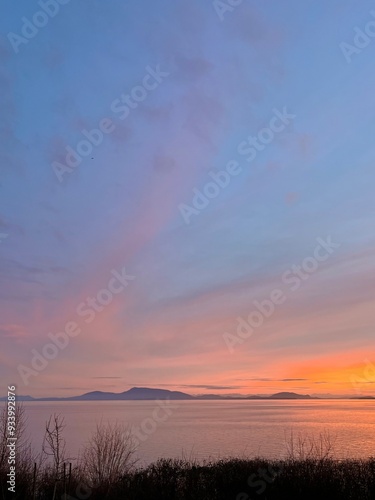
[2,388,373,401]
[0,387,319,401]
[266,392,314,399]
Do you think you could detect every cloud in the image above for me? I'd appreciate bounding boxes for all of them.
[237,378,309,382]
[0,69,23,174]
[139,104,174,122]
[160,384,243,390]
[91,377,123,380]
[174,54,214,81]
[225,3,284,53]
[0,324,28,341]
[285,192,299,205]
[43,48,65,70]
[0,215,9,230]
[108,121,132,145]
[182,88,226,146]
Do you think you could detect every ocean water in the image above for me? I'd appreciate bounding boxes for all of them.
[12,399,375,466]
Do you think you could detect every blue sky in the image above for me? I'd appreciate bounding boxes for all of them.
[1,0,375,397]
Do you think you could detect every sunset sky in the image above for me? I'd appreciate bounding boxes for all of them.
[1,0,375,398]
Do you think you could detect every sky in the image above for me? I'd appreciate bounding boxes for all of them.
[0,0,375,398]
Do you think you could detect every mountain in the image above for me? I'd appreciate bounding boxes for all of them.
[65,390,313,401]
[64,387,193,401]
[195,394,226,399]
[0,389,319,401]
[121,387,194,400]
[0,388,193,402]
[0,395,35,402]
[268,392,313,399]
[69,391,123,401]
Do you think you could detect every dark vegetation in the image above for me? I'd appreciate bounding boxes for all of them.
[1,405,374,500]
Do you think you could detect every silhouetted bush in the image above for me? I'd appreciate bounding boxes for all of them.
[2,456,375,500]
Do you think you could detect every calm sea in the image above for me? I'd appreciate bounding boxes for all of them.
[11,400,375,466]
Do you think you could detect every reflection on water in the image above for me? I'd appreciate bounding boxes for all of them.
[12,400,375,466]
